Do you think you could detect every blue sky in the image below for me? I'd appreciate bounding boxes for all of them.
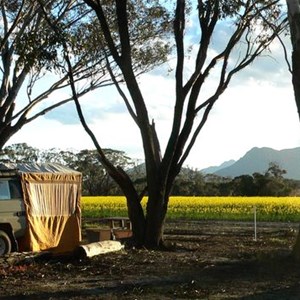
[7,3,300,170]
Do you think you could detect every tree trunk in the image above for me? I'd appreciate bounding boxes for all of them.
[292,225,300,261]
[143,193,169,248]
[287,0,300,118]
[0,126,19,150]
[126,193,146,246]
[287,0,300,260]
[292,46,300,119]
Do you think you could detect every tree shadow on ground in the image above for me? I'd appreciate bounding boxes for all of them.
[240,284,300,300]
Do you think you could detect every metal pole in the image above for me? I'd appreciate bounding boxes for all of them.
[254,205,257,241]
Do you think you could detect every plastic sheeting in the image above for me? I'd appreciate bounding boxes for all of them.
[5,163,82,254]
[0,162,79,174]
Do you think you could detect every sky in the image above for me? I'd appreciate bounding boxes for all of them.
[6,4,300,170]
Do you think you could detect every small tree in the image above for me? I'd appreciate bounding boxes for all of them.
[231,175,256,196]
[57,0,286,248]
[73,149,133,196]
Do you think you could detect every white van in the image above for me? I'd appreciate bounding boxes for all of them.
[0,173,26,255]
[0,163,82,256]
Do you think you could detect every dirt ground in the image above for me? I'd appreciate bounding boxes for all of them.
[1,220,300,299]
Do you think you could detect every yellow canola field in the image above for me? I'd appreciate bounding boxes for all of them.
[81,196,300,222]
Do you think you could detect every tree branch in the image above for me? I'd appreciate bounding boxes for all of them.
[104,51,138,124]
[0,0,25,52]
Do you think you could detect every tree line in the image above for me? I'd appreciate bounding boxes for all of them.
[1,143,298,197]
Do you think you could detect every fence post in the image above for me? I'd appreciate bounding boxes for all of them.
[254,205,257,241]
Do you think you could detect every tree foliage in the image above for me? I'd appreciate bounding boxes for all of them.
[0,143,135,196]
[0,0,172,150]
[172,163,296,197]
[1,143,297,197]
[232,162,293,196]
[0,143,40,163]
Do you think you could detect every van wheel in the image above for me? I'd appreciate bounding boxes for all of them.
[0,230,12,255]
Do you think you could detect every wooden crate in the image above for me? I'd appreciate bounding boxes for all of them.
[86,229,112,242]
[112,229,132,240]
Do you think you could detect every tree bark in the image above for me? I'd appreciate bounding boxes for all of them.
[286,0,300,260]
[144,194,168,248]
[287,0,300,119]
[124,191,146,246]
[292,47,300,118]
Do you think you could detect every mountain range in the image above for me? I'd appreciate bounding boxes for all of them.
[201,147,300,180]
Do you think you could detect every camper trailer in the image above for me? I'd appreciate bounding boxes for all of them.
[0,163,82,255]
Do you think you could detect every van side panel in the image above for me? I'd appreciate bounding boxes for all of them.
[0,199,26,238]
[0,177,26,240]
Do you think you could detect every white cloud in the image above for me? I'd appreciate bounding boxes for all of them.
[185,78,300,169]
[8,51,300,170]
[6,5,300,171]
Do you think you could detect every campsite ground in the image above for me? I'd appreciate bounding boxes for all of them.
[1,220,300,299]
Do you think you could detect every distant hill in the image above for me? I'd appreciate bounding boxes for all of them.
[208,147,300,180]
[201,160,236,174]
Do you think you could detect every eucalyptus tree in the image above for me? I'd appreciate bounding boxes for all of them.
[60,0,287,248]
[285,0,300,260]
[0,1,100,149]
[0,142,40,163]
[0,142,133,195]
[41,147,133,196]
[77,149,135,196]
[0,0,171,149]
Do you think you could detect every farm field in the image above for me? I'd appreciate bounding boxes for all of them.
[82,196,300,222]
[1,197,300,299]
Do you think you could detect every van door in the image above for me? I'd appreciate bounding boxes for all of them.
[0,178,26,238]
